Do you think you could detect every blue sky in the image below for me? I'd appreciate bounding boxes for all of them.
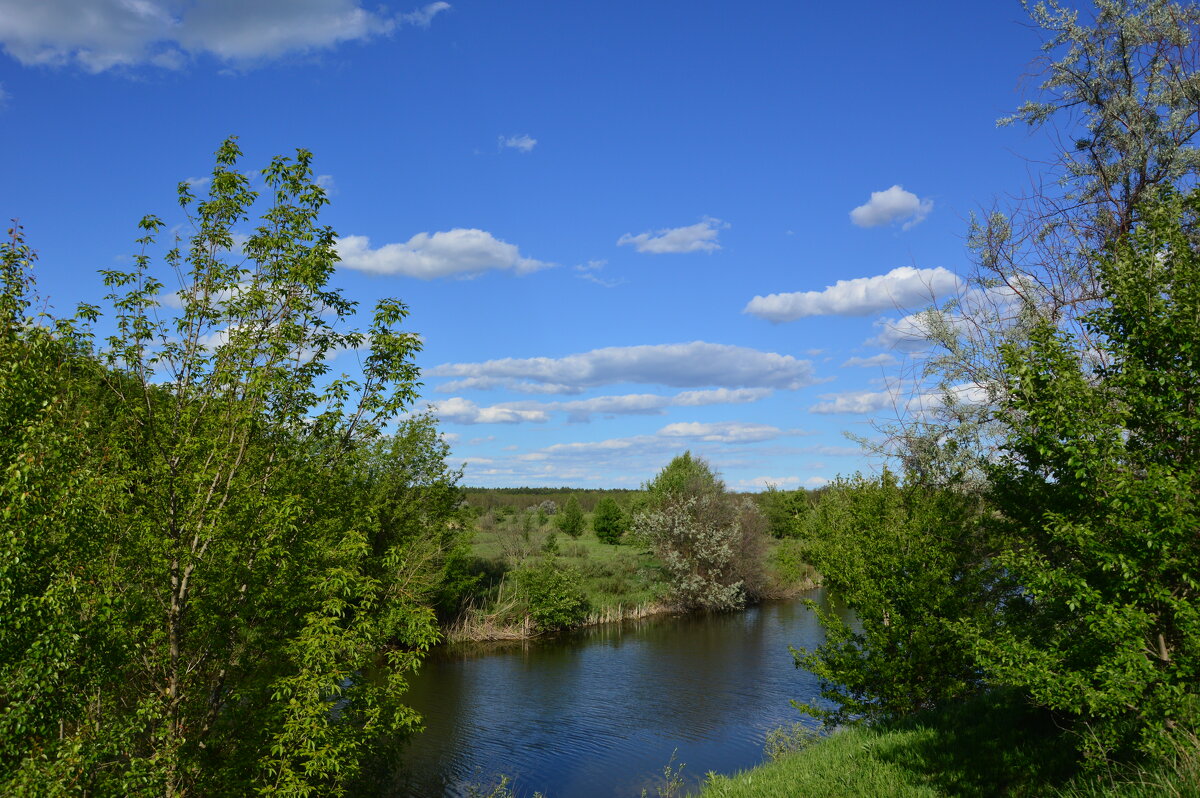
[0,0,1062,489]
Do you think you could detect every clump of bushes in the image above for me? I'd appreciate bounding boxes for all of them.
[515,559,591,632]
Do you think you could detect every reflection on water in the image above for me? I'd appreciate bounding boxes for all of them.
[383,589,834,798]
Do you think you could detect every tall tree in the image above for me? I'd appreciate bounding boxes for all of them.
[556,495,585,539]
[979,188,1200,762]
[889,0,1200,480]
[0,140,461,796]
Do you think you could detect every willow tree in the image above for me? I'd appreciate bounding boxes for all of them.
[890,0,1200,480]
[0,140,460,796]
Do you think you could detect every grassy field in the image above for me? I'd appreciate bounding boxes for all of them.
[695,691,1199,798]
[468,509,664,610]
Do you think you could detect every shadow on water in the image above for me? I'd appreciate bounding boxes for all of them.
[366,588,836,798]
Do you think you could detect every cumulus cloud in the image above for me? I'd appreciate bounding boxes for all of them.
[336,229,551,279]
[850,185,933,230]
[657,421,788,444]
[810,382,987,416]
[429,387,772,425]
[0,0,448,73]
[841,353,899,368]
[809,389,897,415]
[617,217,725,254]
[499,133,537,152]
[430,342,818,393]
[430,397,549,425]
[744,266,960,322]
[866,311,938,351]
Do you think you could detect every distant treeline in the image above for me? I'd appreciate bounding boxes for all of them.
[460,487,642,513]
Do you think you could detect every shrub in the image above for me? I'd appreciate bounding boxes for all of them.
[633,453,768,612]
[514,559,591,632]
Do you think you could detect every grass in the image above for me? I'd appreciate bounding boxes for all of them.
[452,507,820,642]
[696,691,1199,798]
[469,509,666,610]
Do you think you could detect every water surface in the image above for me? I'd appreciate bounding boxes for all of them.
[387,590,841,797]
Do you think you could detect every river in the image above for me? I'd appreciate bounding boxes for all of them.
[379,589,842,797]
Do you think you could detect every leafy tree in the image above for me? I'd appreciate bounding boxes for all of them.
[978,189,1200,762]
[592,495,628,544]
[886,0,1200,485]
[0,140,461,796]
[633,453,767,612]
[757,485,809,538]
[556,495,585,539]
[792,471,1000,726]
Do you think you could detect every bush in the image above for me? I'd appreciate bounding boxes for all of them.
[633,453,768,612]
[514,559,591,632]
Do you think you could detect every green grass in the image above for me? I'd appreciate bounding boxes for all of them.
[696,690,1199,798]
[468,511,665,610]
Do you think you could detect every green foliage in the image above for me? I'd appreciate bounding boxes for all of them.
[769,538,816,588]
[514,559,591,632]
[634,453,767,612]
[592,495,628,544]
[978,189,1200,762]
[0,142,462,796]
[793,471,999,726]
[556,495,585,538]
[757,485,809,538]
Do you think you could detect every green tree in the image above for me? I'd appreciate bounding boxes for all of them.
[633,453,767,612]
[0,140,460,796]
[556,495,585,539]
[757,485,809,538]
[792,471,999,726]
[978,189,1200,762]
[888,0,1200,486]
[592,496,628,544]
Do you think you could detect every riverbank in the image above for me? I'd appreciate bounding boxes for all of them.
[444,507,818,642]
[696,690,1198,798]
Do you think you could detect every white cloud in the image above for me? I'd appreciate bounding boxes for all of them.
[809,382,987,416]
[574,259,624,288]
[436,377,582,394]
[401,2,450,28]
[850,185,933,230]
[617,217,725,254]
[744,266,960,322]
[809,389,897,415]
[841,353,898,368]
[336,229,551,279]
[0,0,447,73]
[430,342,818,392]
[866,311,937,351]
[431,397,549,425]
[499,134,537,152]
[657,421,789,444]
[0,82,9,108]
[429,387,772,425]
